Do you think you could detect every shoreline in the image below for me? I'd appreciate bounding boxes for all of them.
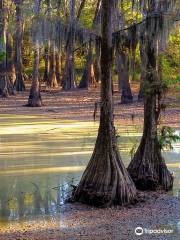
[0,192,180,240]
[0,85,179,128]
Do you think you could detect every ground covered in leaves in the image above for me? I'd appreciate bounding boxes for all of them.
[0,84,179,127]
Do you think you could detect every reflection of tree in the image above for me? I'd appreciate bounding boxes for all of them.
[0,188,10,218]
[32,183,43,215]
[0,175,82,221]
[16,181,25,218]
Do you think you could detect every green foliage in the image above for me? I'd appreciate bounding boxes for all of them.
[162,27,180,87]
[0,38,6,63]
[158,126,180,150]
[0,51,6,62]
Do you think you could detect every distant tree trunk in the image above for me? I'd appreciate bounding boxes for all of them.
[27,0,42,107]
[72,0,136,207]
[128,17,173,191]
[62,0,76,90]
[55,51,61,84]
[43,43,50,83]
[14,0,25,91]
[6,32,15,95]
[138,41,145,101]
[79,41,95,89]
[94,37,101,83]
[0,0,9,97]
[116,50,133,103]
[47,42,58,88]
[55,0,62,84]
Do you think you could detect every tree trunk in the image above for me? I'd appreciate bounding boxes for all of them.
[28,40,42,107]
[116,50,133,104]
[0,0,9,97]
[94,37,101,83]
[138,42,146,101]
[62,0,76,90]
[128,18,173,191]
[43,43,50,83]
[55,51,61,84]
[27,0,42,107]
[14,0,25,91]
[47,42,58,88]
[79,41,95,89]
[72,0,136,207]
[6,32,16,95]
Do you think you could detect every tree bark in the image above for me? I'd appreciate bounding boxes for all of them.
[14,0,25,91]
[94,37,101,83]
[43,43,50,83]
[6,32,16,95]
[72,0,136,207]
[47,42,58,88]
[79,41,95,89]
[55,51,61,84]
[62,0,76,90]
[128,17,173,191]
[0,0,9,97]
[116,50,133,103]
[27,0,42,107]
[138,41,146,101]
[6,32,16,84]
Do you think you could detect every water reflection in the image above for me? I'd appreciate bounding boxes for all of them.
[0,115,179,224]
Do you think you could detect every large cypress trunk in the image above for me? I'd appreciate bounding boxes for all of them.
[14,0,25,91]
[27,0,42,107]
[116,50,133,103]
[128,15,173,191]
[72,0,136,207]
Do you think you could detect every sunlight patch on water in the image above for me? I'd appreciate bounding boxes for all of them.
[0,166,86,176]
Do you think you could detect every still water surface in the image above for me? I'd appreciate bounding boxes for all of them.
[0,115,179,226]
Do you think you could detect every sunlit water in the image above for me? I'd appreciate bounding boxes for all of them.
[0,115,179,228]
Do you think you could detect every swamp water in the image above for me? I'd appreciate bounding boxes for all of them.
[0,114,179,229]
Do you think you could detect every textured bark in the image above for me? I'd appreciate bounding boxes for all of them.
[72,0,136,207]
[116,51,133,104]
[27,0,42,107]
[14,0,25,91]
[79,41,95,89]
[128,16,173,191]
